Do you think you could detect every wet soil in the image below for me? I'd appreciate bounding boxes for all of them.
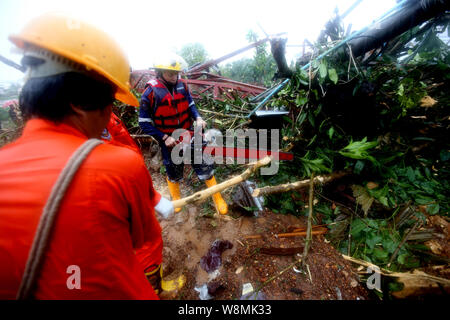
[146,157,370,301]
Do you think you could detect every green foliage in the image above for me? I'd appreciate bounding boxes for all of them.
[339,138,378,165]
[254,15,450,281]
[178,43,209,67]
[0,82,21,101]
[192,17,450,291]
[0,108,9,122]
[221,30,277,86]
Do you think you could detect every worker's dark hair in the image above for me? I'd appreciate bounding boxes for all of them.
[19,72,115,122]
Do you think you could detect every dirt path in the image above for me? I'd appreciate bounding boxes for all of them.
[145,155,370,300]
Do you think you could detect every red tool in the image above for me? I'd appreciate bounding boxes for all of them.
[174,129,293,161]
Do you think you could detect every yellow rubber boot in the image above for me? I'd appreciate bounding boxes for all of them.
[167,178,182,213]
[205,176,228,215]
[145,264,186,295]
[161,268,186,292]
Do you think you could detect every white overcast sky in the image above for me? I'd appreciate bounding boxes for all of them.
[0,0,397,84]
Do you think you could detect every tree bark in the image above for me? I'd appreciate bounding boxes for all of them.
[172,156,272,209]
[252,171,349,197]
[270,38,294,79]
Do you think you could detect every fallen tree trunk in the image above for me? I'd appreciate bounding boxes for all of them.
[252,171,349,197]
[347,0,450,58]
[172,156,272,209]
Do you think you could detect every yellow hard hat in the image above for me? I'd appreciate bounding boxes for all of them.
[153,53,187,72]
[9,13,139,107]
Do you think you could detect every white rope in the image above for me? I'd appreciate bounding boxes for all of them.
[16,138,104,300]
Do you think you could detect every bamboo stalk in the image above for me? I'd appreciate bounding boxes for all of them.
[172,156,272,209]
[252,171,349,197]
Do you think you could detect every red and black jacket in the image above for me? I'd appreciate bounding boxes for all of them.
[139,79,200,137]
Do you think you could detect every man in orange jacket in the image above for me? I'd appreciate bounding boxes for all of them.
[0,13,181,300]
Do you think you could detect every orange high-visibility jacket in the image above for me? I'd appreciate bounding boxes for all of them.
[103,113,141,155]
[0,119,162,299]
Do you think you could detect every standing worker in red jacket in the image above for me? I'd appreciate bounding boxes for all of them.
[139,55,228,214]
[0,13,183,299]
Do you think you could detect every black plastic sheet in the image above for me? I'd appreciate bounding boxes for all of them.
[200,239,233,273]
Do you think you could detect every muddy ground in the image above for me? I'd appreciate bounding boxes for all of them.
[144,151,371,300]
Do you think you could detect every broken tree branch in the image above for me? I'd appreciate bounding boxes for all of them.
[270,38,294,79]
[172,156,272,209]
[342,254,450,286]
[252,170,349,197]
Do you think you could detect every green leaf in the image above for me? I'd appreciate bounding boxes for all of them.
[373,248,388,260]
[350,219,366,237]
[366,234,382,249]
[427,203,440,215]
[397,83,404,96]
[378,196,389,207]
[319,61,327,79]
[328,127,335,139]
[308,112,316,127]
[328,68,338,84]
[397,253,408,265]
[339,138,378,163]
[295,95,308,106]
[297,112,307,126]
[382,238,399,254]
[406,167,415,182]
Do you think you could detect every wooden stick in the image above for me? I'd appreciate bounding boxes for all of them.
[277,228,327,238]
[243,227,327,240]
[291,224,329,232]
[342,255,450,286]
[243,235,263,240]
[198,108,245,118]
[302,172,315,268]
[252,171,349,197]
[172,156,272,209]
[387,221,419,267]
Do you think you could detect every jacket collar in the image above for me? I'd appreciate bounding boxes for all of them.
[22,118,89,140]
